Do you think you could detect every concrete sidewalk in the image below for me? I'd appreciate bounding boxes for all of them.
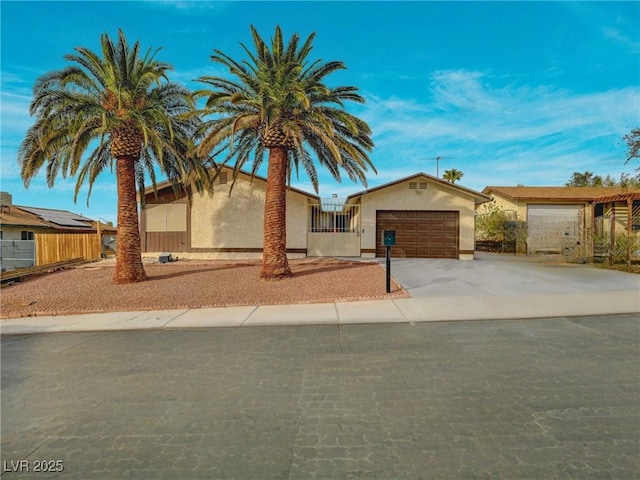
[2,289,638,335]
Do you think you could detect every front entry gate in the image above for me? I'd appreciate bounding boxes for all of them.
[307,202,361,257]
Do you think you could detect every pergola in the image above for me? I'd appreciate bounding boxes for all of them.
[593,192,640,265]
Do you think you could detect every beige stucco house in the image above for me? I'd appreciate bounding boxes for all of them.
[141,169,319,260]
[482,186,639,256]
[140,170,491,260]
[342,173,491,260]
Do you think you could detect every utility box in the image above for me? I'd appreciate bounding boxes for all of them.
[159,253,173,264]
[383,230,396,247]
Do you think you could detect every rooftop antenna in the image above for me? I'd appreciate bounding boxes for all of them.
[428,155,457,178]
[429,156,446,178]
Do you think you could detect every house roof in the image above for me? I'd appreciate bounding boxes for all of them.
[144,167,321,201]
[346,172,492,205]
[0,206,51,228]
[483,186,639,202]
[0,205,115,233]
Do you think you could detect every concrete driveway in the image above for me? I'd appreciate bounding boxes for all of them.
[383,252,640,298]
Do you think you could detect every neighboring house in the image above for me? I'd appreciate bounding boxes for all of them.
[140,170,491,260]
[0,192,115,270]
[481,186,640,256]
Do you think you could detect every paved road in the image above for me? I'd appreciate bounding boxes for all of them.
[2,314,639,479]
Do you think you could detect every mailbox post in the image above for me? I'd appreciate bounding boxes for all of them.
[382,230,396,293]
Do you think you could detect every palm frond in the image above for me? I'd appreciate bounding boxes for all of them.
[195,25,375,192]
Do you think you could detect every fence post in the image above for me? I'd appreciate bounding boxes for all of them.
[609,201,615,266]
[95,221,102,259]
[627,197,632,267]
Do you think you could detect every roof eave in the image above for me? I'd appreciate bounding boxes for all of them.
[142,168,321,202]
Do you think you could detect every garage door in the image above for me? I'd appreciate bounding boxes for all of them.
[527,205,582,254]
[376,211,459,258]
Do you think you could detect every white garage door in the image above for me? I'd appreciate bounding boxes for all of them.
[527,205,582,254]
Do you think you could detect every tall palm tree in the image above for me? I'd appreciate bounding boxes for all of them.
[442,168,464,184]
[19,29,210,284]
[195,26,375,280]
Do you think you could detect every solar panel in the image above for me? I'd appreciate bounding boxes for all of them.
[20,207,93,228]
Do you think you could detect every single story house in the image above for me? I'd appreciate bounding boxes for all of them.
[481,186,640,256]
[0,192,115,270]
[140,170,491,260]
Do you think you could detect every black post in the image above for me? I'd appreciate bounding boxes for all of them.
[386,245,391,293]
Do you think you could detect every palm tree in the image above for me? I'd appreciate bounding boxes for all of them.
[195,26,375,280]
[19,29,210,284]
[442,168,464,183]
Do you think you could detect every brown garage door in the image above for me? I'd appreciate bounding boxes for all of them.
[376,211,459,258]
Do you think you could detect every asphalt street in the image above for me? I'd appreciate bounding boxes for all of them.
[1,314,638,479]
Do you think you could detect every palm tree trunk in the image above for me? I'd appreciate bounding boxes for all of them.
[260,146,292,280]
[113,155,147,284]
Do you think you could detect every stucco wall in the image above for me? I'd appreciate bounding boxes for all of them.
[484,193,522,218]
[487,193,592,224]
[0,227,28,241]
[307,232,361,257]
[359,178,477,257]
[190,177,310,251]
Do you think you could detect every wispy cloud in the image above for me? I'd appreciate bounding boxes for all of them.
[603,26,640,54]
[430,70,499,112]
[143,0,234,14]
[169,65,229,87]
[342,69,640,192]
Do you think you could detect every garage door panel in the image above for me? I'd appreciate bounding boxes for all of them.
[378,212,403,221]
[527,204,582,254]
[376,210,459,258]
[400,234,418,243]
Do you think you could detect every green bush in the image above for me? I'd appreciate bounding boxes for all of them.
[591,233,640,263]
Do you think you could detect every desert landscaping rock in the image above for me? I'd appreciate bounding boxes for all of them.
[0,259,407,318]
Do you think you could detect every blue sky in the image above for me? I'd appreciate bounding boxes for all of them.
[1,1,639,224]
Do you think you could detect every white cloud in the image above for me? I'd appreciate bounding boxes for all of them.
[1,80,34,182]
[1,89,33,133]
[430,70,499,112]
[354,69,639,190]
[169,65,230,88]
[603,26,640,54]
[143,0,234,14]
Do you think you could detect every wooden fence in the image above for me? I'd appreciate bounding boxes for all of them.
[35,233,101,266]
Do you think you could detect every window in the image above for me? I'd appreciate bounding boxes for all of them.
[21,231,34,240]
[409,182,417,189]
[219,172,228,185]
[419,182,427,189]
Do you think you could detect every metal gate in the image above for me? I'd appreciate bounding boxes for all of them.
[0,240,35,271]
[307,201,361,257]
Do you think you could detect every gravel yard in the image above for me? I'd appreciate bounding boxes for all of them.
[0,258,407,318]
